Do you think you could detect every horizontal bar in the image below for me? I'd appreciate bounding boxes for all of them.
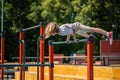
[2,70,18,73]
[0,63,50,67]
[52,39,86,45]
[23,24,41,31]
[12,56,120,59]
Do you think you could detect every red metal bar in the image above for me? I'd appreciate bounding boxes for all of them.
[1,32,5,80]
[87,36,94,80]
[48,41,54,80]
[19,30,24,80]
[40,23,45,80]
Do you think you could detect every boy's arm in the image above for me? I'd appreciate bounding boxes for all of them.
[73,29,77,42]
[66,34,71,43]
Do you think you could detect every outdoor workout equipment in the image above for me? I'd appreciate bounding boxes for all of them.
[0,21,94,80]
[19,22,49,80]
[0,22,54,80]
[48,36,94,80]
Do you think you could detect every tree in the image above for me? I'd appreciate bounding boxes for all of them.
[2,0,38,59]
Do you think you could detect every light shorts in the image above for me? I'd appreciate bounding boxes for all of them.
[72,22,90,35]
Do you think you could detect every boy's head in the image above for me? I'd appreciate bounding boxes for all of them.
[44,22,59,39]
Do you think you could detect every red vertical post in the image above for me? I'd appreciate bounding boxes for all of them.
[1,32,5,80]
[19,30,24,80]
[48,41,54,80]
[87,36,94,80]
[40,22,45,80]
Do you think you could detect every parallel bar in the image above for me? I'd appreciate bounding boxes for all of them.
[23,24,41,31]
[52,39,86,45]
[0,64,50,67]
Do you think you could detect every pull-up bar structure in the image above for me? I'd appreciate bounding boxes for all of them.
[52,39,86,45]
[48,36,94,80]
[0,22,54,80]
[1,20,93,80]
[19,22,47,80]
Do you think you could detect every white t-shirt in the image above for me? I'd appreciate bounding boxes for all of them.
[59,23,73,36]
[59,22,90,36]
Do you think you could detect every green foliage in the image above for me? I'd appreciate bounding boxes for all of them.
[0,0,120,60]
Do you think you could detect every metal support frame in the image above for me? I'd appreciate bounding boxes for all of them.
[48,36,94,80]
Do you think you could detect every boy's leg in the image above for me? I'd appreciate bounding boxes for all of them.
[89,27,107,35]
[89,27,113,45]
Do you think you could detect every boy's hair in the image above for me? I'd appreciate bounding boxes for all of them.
[44,22,58,39]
